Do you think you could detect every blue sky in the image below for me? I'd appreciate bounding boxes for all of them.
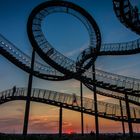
[0,0,140,133]
[0,0,140,90]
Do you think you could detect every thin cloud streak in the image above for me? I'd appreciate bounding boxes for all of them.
[64,42,88,58]
[0,115,72,133]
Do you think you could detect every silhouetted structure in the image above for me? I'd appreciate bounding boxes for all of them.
[0,0,140,139]
[113,0,140,35]
[1,87,140,123]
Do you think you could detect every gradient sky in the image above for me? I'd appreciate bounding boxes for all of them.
[0,0,140,134]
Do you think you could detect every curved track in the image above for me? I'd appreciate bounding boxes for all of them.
[1,34,140,99]
[0,34,69,81]
[27,0,101,78]
[113,0,140,35]
[25,0,140,97]
[0,87,140,123]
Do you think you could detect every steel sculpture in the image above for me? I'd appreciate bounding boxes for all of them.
[0,0,140,139]
[26,1,102,138]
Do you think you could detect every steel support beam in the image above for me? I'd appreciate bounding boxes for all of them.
[23,50,35,135]
[59,104,63,138]
[125,93,133,138]
[119,100,125,137]
[92,63,99,140]
[80,81,84,136]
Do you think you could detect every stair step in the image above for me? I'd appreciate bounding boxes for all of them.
[97,81,103,84]
[116,86,124,90]
[125,88,133,92]
[34,71,40,76]
[106,113,115,116]
[133,90,140,93]
[103,83,110,87]
[109,85,117,89]
[98,112,105,115]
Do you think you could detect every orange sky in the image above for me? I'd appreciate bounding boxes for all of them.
[0,101,140,134]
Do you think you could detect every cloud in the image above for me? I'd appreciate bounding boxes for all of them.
[0,117,22,126]
[0,114,72,134]
[0,116,23,133]
[29,115,58,122]
[62,121,72,128]
[16,108,24,113]
[29,115,72,133]
[109,61,140,74]
[64,42,88,58]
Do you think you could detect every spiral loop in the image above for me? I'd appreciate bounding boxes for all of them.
[27,0,101,78]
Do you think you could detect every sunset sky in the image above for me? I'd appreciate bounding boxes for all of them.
[0,0,140,134]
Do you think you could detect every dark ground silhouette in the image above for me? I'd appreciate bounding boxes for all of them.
[0,133,140,140]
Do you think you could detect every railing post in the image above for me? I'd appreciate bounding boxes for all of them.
[138,83,140,91]
[92,62,99,140]
[133,108,136,120]
[48,91,51,100]
[32,89,35,97]
[23,50,35,135]
[105,103,108,115]
[43,90,46,99]
[125,93,133,138]
[112,106,115,115]
[38,89,40,98]
[119,100,125,137]
[80,81,84,136]
[63,94,66,103]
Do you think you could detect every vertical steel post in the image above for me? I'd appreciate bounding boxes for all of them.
[23,50,35,135]
[119,100,125,137]
[59,104,63,138]
[92,63,99,140]
[80,81,84,136]
[125,93,133,138]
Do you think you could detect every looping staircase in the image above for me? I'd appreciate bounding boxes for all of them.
[113,0,140,35]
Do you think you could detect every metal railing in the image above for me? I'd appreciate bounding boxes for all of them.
[113,0,140,34]
[0,34,64,77]
[0,87,140,121]
[1,34,140,95]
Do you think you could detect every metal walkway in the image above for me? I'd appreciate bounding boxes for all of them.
[1,34,140,99]
[0,87,140,123]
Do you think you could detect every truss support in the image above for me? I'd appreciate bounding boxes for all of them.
[92,62,99,140]
[80,81,84,136]
[125,93,133,138]
[23,50,35,135]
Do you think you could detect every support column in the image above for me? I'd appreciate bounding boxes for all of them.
[59,104,63,138]
[23,50,35,135]
[92,63,99,140]
[119,100,125,137]
[125,93,133,138]
[80,81,84,136]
